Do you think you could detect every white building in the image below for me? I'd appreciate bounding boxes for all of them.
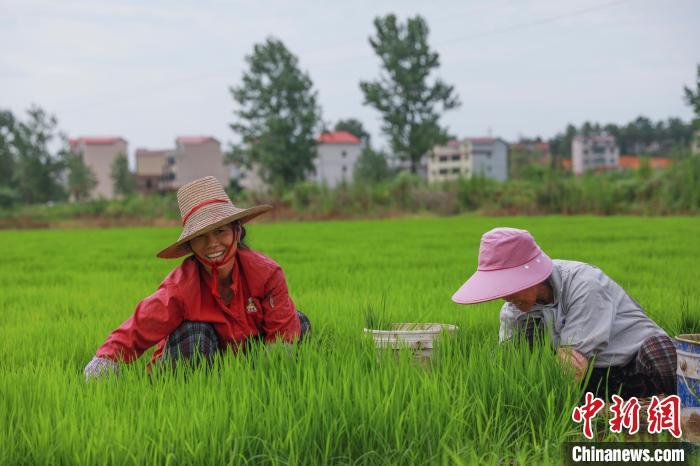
[467,137,508,182]
[313,131,362,188]
[572,134,620,175]
[428,140,471,183]
[162,136,229,190]
[68,136,128,199]
[692,129,700,156]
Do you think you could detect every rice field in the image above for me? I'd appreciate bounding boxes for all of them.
[1,215,699,465]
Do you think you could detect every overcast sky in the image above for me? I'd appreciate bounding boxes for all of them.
[2,0,699,156]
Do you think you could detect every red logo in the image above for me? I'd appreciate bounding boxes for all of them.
[572,392,606,439]
[608,395,641,435]
[647,395,682,438]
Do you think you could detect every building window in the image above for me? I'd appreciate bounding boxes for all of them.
[451,154,460,161]
[439,155,448,162]
[341,150,347,158]
[342,165,347,173]
[439,168,448,175]
[167,156,176,165]
[451,168,460,174]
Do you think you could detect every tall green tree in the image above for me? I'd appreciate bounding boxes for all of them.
[64,151,97,201]
[110,153,135,198]
[360,14,460,173]
[334,118,370,145]
[0,110,18,189]
[684,64,700,127]
[229,37,322,188]
[12,106,66,204]
[354,146,391,184]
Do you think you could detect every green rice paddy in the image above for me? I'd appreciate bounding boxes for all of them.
[1,215,699,465]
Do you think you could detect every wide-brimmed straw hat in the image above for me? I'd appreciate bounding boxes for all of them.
[156,176,271,259]
[452,227,553,304]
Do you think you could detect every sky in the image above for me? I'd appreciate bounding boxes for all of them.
[2,0,699,159]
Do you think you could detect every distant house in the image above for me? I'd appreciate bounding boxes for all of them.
[692,129,700,156]
[229,161,268,193]
[572,134,619,175]
[135,148,171,194]
[510,139,551,166]
[618,155,672,170]
[162,136,229,191]
[313,131,362,188]
[69,136,127,199]
[428,140,471,183]
[428,137,508,183]
[466,137,509,182]
[387,153,428,179]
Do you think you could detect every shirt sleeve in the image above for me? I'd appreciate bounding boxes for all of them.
[558,268,615,359]
[95,281,186,363]
[499,303,521,343]
[261,268,301,344]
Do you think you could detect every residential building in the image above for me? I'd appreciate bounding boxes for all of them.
[313,131,362,188]
[135,148,171,194]
[387,153,428,179]
[466,137,509,182]
[572,134,619,175]
[162,136,229,190]
[428,137,509,183]
[510,139,551,166]
[428,140,472,183]
[229,162,268,193]
[618,155,672,170]
[69,136,127,199]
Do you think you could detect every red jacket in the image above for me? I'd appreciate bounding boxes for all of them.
[96,248,301,364]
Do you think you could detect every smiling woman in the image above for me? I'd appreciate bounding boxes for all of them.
[83,176,312,380]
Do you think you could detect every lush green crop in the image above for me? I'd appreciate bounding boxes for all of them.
[1,215,698,465]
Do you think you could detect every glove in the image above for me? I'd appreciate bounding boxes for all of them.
[84,356,119,383]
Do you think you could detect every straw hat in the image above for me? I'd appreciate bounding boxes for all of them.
[156,176,271,259]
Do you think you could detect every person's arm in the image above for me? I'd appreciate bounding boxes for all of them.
[260,268,301,344]
[85,281,186,381]
[558,268,616,379]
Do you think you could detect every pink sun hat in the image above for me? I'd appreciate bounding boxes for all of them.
[452,228,553,304]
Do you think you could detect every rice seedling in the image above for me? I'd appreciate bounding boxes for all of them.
[0,215,698,465]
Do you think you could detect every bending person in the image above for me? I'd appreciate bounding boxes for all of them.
[452,227,676,399]
[84,176,310,381]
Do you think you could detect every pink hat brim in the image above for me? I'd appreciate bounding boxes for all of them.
[452,251,553,304]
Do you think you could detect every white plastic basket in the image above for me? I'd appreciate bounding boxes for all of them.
[364,323,459,362]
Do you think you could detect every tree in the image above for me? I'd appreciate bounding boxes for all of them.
[64,151,97,201]
[12,106,66,204]
[110,153,135,198]
[0,110,18,190]
[354,146,391,184]
[684,64,700,127]
[360,14,460,173]
[334,118,370,145]
[229,37,322,188]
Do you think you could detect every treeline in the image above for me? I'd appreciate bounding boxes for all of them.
[548,117,695,160]
[0,106,135,208]
[2,156,698,228]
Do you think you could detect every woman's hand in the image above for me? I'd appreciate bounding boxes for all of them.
[84,356,119,383]
[557,347,588,381]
